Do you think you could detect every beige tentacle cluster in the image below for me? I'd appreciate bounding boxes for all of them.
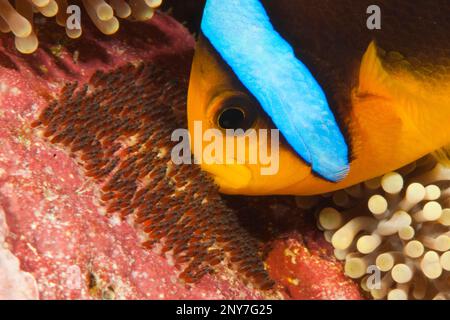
[300,156,450,300]
[0,0,162,54]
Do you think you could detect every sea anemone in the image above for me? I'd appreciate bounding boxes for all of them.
[0,0,162,54]
[315,156,450,300]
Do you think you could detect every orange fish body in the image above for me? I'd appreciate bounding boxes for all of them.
[187,0,450,195]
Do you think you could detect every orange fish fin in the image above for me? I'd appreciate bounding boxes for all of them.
[357,41,447,110]
[358,41,392,97]
[358,41,417,100]
[432,145,450,167]
[359,42,450,166]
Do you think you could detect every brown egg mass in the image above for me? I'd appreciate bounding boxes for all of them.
[31,62,274,290]
[0,0,162,54]
[313,156,450,300]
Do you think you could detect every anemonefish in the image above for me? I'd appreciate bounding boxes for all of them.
[187,0,450,195]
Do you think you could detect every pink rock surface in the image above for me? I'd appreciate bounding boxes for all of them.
[228,196,363,300]
[267,232,363,300]
[0,205,38,299]
[0,12,361,300]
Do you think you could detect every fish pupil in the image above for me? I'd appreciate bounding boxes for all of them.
[218,107,248,130]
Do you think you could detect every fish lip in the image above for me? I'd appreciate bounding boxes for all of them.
[200,161,252,193]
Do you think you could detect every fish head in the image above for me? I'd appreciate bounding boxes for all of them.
[187,35,340,195]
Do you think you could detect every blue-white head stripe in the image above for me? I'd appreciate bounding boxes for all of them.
[201,0,349,182]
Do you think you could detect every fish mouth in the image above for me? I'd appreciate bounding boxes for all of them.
[201,162,252,194]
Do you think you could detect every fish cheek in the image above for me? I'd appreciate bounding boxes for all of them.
[233,126,312,195]
[272,147,312,190]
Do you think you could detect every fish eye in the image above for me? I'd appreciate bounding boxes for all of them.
[216,96,257,131]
